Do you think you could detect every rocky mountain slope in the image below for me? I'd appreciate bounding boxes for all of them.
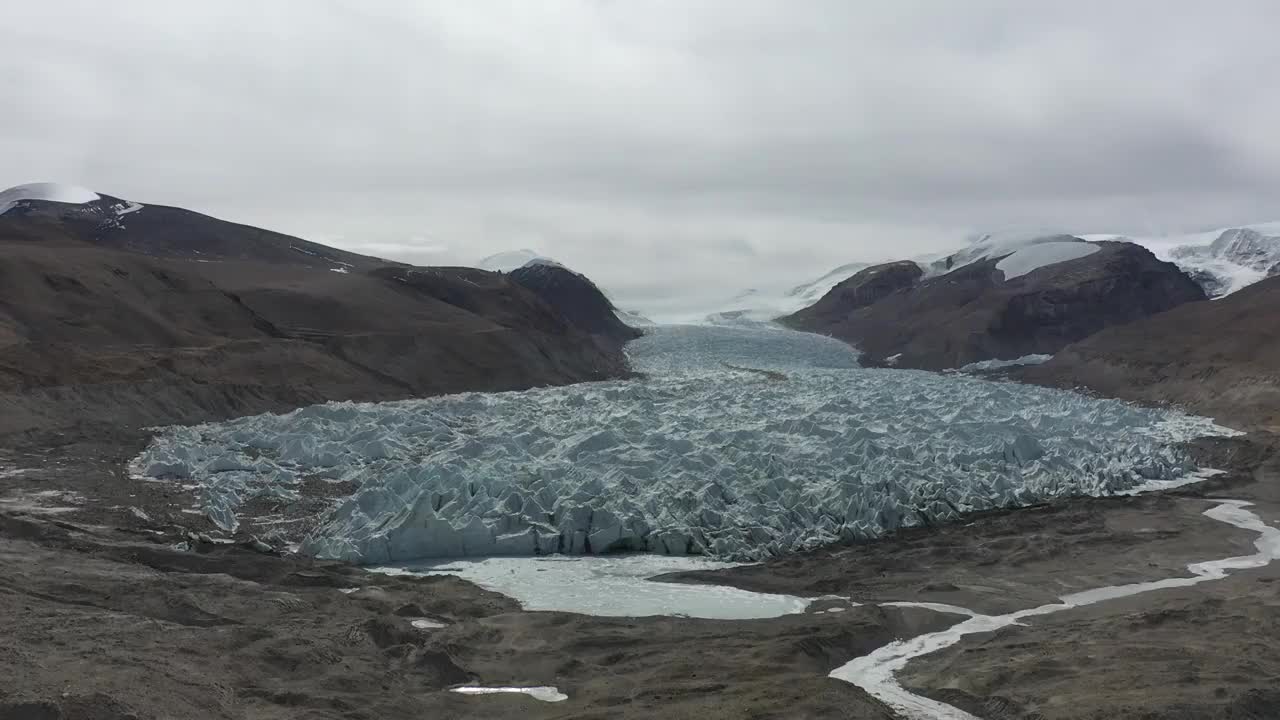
[508,261,642,347]
[782,240,1205,370]
[0,184,634,437]
[1019,275,1280,430]
[0,182,385,271]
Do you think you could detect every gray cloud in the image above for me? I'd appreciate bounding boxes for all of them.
[5,1,1280,318]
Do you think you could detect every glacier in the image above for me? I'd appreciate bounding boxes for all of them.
[1084,223,1280,297]
[994,241,1100,280]
[133,325,1237,564]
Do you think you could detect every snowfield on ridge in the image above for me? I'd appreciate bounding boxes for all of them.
[134,325,1237,564]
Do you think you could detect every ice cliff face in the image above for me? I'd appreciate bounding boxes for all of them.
[134,325,1234,563]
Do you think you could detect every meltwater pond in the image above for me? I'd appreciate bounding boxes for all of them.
[134,325,1237,564]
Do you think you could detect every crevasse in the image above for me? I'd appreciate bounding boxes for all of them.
[132,325,1237,563]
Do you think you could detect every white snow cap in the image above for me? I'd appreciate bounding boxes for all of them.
[0,182,100,215]
[476,248,563,273]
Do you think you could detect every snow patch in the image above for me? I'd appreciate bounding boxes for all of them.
[0,182,100,215]
[995,242,1100,280]
[451,686,567,703]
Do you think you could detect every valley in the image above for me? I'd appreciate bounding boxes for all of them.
[0,183,1278,720]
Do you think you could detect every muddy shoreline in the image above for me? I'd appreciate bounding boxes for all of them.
[2,422,1277,718]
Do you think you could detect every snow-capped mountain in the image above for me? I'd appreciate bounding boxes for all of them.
[0,181,143,227]
[1166,228,1280,297]
[708,233,1096,326]
[1084,223,1280,298]
[0,181,103,215]
[787,262,871,306]
[476,248,564,273]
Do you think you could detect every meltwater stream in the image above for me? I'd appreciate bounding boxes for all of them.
[134,324,1237,565]
[832,498,1280,720]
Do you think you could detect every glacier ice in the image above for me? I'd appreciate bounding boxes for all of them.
[994,241,1100,280]
[133,325,1237,564]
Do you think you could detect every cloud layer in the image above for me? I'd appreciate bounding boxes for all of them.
[5,1,1280,316]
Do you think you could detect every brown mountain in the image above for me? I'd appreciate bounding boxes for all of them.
[781,240,1204,370]
[508,261,643,347]
[0,193,633,437]
[1019,275,1280,430]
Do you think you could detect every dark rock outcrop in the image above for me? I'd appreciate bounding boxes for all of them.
[781,241,1205,370]
[1018,275,1280,430]
[785,261,923,328]
[0,203,631,436]
[508,261,641,346]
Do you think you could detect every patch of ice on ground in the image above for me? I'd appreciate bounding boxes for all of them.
[955,354,1053,373]
[1120,467,1227,496]
[376,554,809,619]
[134,325,1235,564]
[995,242,1100,280]
[0,489,86,515]
[451,686,567,702]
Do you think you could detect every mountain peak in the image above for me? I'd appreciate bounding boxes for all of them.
[0,182,102,215]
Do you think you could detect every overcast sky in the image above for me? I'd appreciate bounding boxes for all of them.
[5,1,1280,317]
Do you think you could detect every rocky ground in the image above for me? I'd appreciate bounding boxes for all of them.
[0,456,949,720]
[2,419,1276,719]
[1018,276,1280,431]
[780,241,1204,370]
